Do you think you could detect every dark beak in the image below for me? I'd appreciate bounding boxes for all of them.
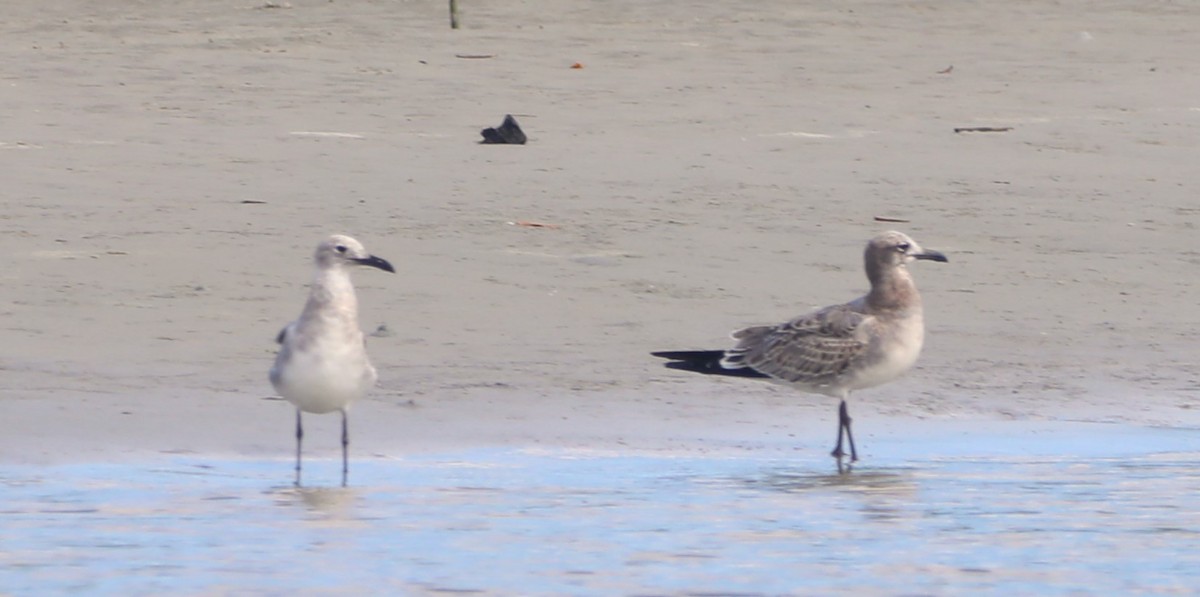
[914,249,948,263]
[354,255,395,273]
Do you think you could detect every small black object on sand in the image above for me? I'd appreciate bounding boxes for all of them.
[480,114,527,144]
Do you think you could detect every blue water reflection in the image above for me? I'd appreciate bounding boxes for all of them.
[3,423,1199,594]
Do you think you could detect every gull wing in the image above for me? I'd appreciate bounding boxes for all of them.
[721,304,870,386]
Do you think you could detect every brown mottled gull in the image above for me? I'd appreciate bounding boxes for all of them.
[653,231,947,471]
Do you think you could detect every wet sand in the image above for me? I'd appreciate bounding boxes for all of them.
[3,1,1199,465]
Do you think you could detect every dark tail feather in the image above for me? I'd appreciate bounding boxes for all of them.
[651,350,770,378]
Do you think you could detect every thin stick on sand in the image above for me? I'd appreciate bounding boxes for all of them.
[449,0,459,29]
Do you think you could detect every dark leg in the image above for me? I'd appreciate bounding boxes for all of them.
[830,400,858,470]
[841,400,858,463]
[340,410,349,487]
[294,409,304,487]
[831,402,847,460]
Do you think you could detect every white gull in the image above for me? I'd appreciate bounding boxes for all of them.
[270,234,394,486]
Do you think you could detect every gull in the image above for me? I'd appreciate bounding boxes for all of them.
[270,235,395,486]
[652,231,947,471]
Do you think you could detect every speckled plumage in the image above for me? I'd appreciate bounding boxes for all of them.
[653,231,947,470]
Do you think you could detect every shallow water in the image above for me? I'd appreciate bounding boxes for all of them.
[4,423,1200,595]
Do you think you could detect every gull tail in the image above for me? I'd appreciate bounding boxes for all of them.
[651,350,770,378]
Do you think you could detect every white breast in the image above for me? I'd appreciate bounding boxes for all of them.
[846,314,925,392]
[271,332,376,414]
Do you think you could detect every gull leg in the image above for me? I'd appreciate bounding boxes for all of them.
[831,404,847,460]
[842,400,859,463]
[341,410,350,488]
[830,399,857,473]
[294,409,304,487]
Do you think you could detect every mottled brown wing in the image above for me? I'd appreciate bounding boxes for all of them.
[722,304,869,385]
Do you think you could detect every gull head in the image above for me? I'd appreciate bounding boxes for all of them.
[314,234,396,273]
[867,231,948,268]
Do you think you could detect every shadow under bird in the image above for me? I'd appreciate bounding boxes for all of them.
[652,231,947,472]
[270,235,395,487]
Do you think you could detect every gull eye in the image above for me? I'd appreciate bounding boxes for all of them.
[896,242,911,252]
[335,245,348,254]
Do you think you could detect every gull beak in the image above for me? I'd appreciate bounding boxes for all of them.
[354,255,396,273]
[913,249,948,263]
